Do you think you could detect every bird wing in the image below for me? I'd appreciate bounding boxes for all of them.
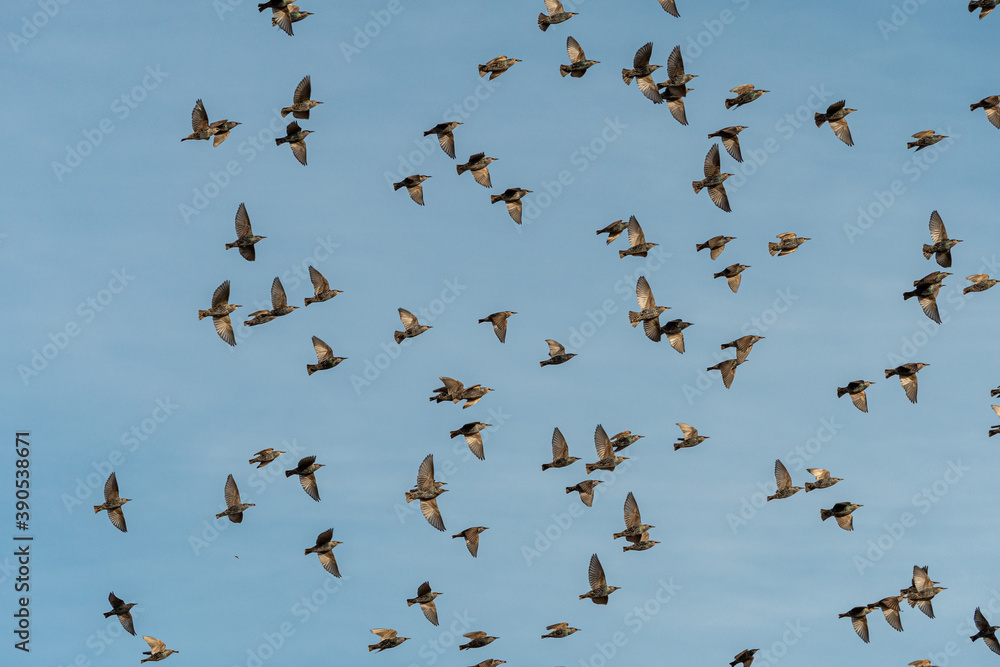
[967,273,989,283]
[239,244,256,261]
[420,498,446,531]
[636,275,655,309]
[915,599,935,619]
[911,130,935,139]
[437,132,456,159]
[547,622,569,631]
[851,615,870,643]
[912,565,933,590]
[704,144,721,177]
[465,433,485,460]
[104,471,120,502]
[471,167,493,188]
[666,97,688,126]
[271,277,288,309]
[464,530,481,557]
[224,474,241,506]
[666,328,685,353]
[273,9,293,35]
[588,553,607,588]
[234,202,253,238]
[421,601,439,626]
[293,75,311,104]
[850,390,869,413]
[623,491,641,528]
[633,41,654,68]
[440,377,464,394]
[312,336,333,363]
[774,460,792,490]
[143,636,166,653]
[191,100,209,132]
[416,454,436,491]
[416,581,431,597]
[108,507,127,533]
[566,36,585,62]
[398,308,419,329]
[826,100,846,116]
[637,76,664,104]
[118,609,136,636]
[492,314,509,343]
[729,84,754,95]
[552,427,570,459]
[213,315,236,346]
[626,215,646,247]
[300,473,321,502]
[899,375,919,404]
[928,210,947,243]
[666,44,684,79]
[371,628,396,639]
[975,607,991,632]
[318,551,341,577]
[828,118,854,146]
[315,528,333,545]
[918,291,942,324]
[834,513,855,531]
[465,631,487,640]
[643,318,662,342]
[406,182,425,206]
[710,184,732,213]
[290,140,308,166]
[212,280,231,308]
[806,468,829,481]
[985,635,1000,657]
[545,0,565,15]
[721,134,741,161]
[505,199,523,224]
[308,266,329,294]
[677,423,698,439]
[594,424,613,459]
[546,339,566,357]
[658,0,679,16]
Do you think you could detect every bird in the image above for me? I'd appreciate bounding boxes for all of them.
[693,144,733,212]
[244,277,297,327]
[655,319,692,352]
[820,502,862,531]
[839,605,874,643]
[452,526,488,558]
[456,153,497,187]
[970,0,999,18]
[971,95,1000,128]
[629,275,670,342]
[304,528,342,577]
[272,6,313,36]
[622,531,659,552]
[248,448,285,468]
[767,459,802,501]
[619,215,658,258]
[423,122,462,159]
[659,45,696,90]
[429,377,493,409]
[304,266,342,306]
[470,661,506,667]
[216,474,255,523]
[696,235,736,259]
[902,565,947,618]
[490,188,532,224]
[579,553,620,604]
[275,121,312,166]
[725,84,768,109]
[585,424,628,473]
[907,130,947,151]
[657,83,692,125]
[903,277,947,324]
[459,631,498,650]
[198,280,241,347]
[544,427,580,471]
[566,480,603,507]
[885,363,928,403]
[540,339,577,367]
[837,380,874,413]
[674,423,708,450]
[768,233,810,256]
[923,210,961,268]
[450,422,490,460]
[285,456,324,501]
[542,622,580,639]
[479,311,516,343]
[815,101,856,146]
[478,56,521,80]
[610,430,643,452]
[720,335,763,364]
[306,336,346,375]
[804,468,842,492]
[870,595,904,633]
[181,99,239,146]
[597,219,628,244]
[708,126,747,162]
[560,36,599,77]
[908,661,938,667]
[281,75,321,118]
[407,581,442,626]
[964,274,999,294]
[613,491,654,540]
[141,636,179,663]
[225,203,266,261]
[94,472,130,532]
[714,263,749,293]
[104,592,136,636]
[658,0,680,16]
[730,649,759,667]
[706,358,741,389]
[405,454,447,531]
[538,0,577,31]
[971,607,1000,655]
[393,308,432,344]
[621,42,663,104]
[368,628,409,652]
[393,174,431,206]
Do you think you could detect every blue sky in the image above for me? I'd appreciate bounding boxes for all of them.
[5,1,1000,665]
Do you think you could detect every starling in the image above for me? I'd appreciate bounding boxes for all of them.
[579,553,620,604]
[198,280,241,347]
[656,84,692,126]
[566,480,603,507]
[490,188,532,224]
[914,271,951,287]
[696,235,736,260]
[452,526,488,558]
[560,36,599,77]
[714,263,749,292]
[964,274,999,294]
[674,422,708,450]
[597,219,628,244]
[804,468,842,492]
[629,275,670,341]
[708,126,747,162]
[725,84,768,109]
[621,42,663,104]
[272,5,313,36]
[304,528,342,577]
[619,215,658,258]
[542,622,580,639]
[837,380,874,413]
[457,153,497,188]
[94,471,130,533]
[244,277,297,327]
[970,0,999,18]
[907,130,947,151]
[540,339,577,367]
[248,447,285,468]
[543,427,580,470]
[281,75,321,118]
[815,101,856,146]
[613,491,654,540]
[306,336,346,375]
[430,377,493,409]
[407,581,442,626]
[368,628,409,652]
[902,565,947,618]
[304,266,342,306]
[450,422,490,461]
[215,474,255,523]
[478,56,521,80]
[394,308,432,344]
[838,605,874,643]
[720,335,763,364]
[909,661,938,667]
[459,631,498,650]
[820,502,862,531]
[610,430,643,451]
[471,661,506,667]
[141,636,179,663]
[660,45,696,89]
[971,608,1000,655]
[622,531,659,552]
[658,0,680,16]
[225,203,266,261]
[971,95,1000,128]
[768,233,810,256]
[104,592,136,636]
[275,121,313,166]
[655,319,692,352]
[479,311,516,343]
[767,459,802,501]
[923,210,961,268]
[885,363,928,403]
[538,0,577,31]
[694,144,733,212]
[585,424,628,473]
[393,174,431,206]
[181,99,240,146]
[903,279,945,324]
[285,456,324,502]
[730,649,759,667]
[423,122,462,159]
[404,454,447,531]
[870,595,904,632]
[706,358,741,389]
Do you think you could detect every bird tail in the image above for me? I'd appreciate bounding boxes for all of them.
[275,137,288,146]
[559,65,571,77]
[692,181,704,194]
[477,64,488,77]
[903,288,917,300]
[906,141,919,149]
[393,331,405,344]
[307,364,317,376]
[695,241,708,252]
[93,505,103,514]
[449,430,460,439]
[456,164,469,175]
[627,311,644,326]
[713,271,725,279]
[621,69,634,85]
[612,530,625,539]
[392,181,405,191]
[820,509,832,521]
[673,442,682,451]
[814,113,827,127]
[224,242,235,250]
[963,286,975,295]
[215,511,226,519]
[285,470,295,478]
[724,98,737,109]
[404,491,416,502]
[406,599,415,607]
[585,463,596,474]
[490,194,502,204]
[768,242,780,256]
[884,368,898,378]
[542,463,553,471]
[804,483,815,492]
[103,610,115,618]
[538,13,549,30]
[836,387,848,398]
[971,100,985,110]
[922,244,935,259]
[368,645,379,652]
[198,310,209,320]
[565,486,573,493]
[280,107,292,118]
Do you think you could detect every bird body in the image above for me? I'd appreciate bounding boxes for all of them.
[815,100,856,146]
[579,553,619,604]
[479,311,516,343]
[538,0,577,30]
[907,130,947,151]
[837,380,874,413]
[820,502,862,531]
[456,153,497,187]
[478,56,521,80]
[275,121,313,165]
[768,232,810,256]
[423,122,461,158]
[726,84,768,109]
[694,144,733,212]
[459,631,498,650]
[94,472,130,532]
[216,474,255,523]
[284,456,324,502]
[964,273,999,294]
[249,448,285,468]
[674,422,708,450]
[540,339,576,366]
[542,622,579,639]
[490,188,532,224]
[767,459,802,501]
[560,36,599,77]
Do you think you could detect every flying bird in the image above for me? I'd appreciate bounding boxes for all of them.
[629,275,670,342]
[542,622,580,639]
[566,479,603,507]
[613,491,654,541]
[725,84,768,109]
[281,75,321,117]
[104,592,136,636]
[730,649,759,667]
[94,472,130,533]
[478,56,521,80]
[579,553,620,604]
[804,468,842,492]
[141,636,179,663]
[714,263,749,293]
[479,311,516,343]
[621,42,663,104]
[306,336,346,375]
[404,454,447,531]
[490,188,532,224]
[693,144,733,212]
[368,628,409,652]
[674,423,708,450]
[767,459,802,501]
[820,502,862,531]
[907,130,947,151]
[452,526,488,558]
[304,528,342,577]
[964,274,999,294]
[538,0,577,31]
[837,380,874,413]
[459,630,498,649]
[970,0,999,19]
[181,99,239,146]
[407,581,442,626]
[423,122,462,158]
[560,36,599,77]
[249,448,285,468]
[708,126,747,162]
[450,421,490,460]
[901,565,947,618]
[457,153,497,188]
[393,174,431,206]
[970,95,1000,128]
[284,456,324,502]
[655,319,692,352]
[275,121,313,166]
[922,210,961,268]
[768,233,810,256]
[971,607,1000,655]
[839,605,874,643]
[696,235,736,260]
[394,308,432,344]
[706,358,741,389]
[596,219,628,244]
[815,101,856,146]
[303,266,342,306]
[543,427,580,470]
[585,424,628,473]
[720,335,763,364]
[619,216,658,258]
[225,203,266,261]
[244,276,297,327]
[215,474,254,523]
[540,339,576,366]
[198,280,241,346]
[885,363,928,403]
